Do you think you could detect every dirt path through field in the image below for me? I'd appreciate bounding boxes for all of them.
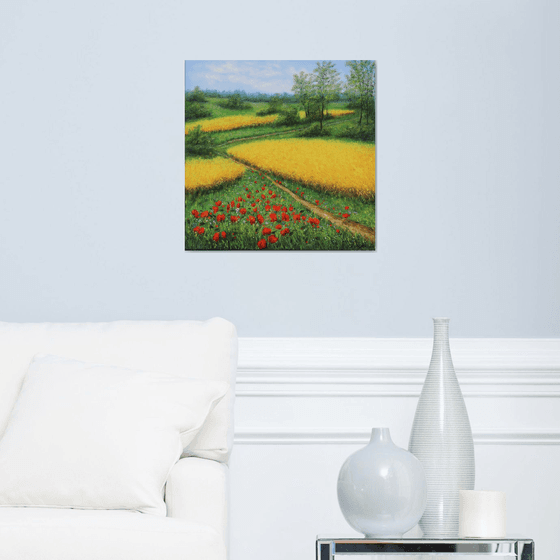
[226,155,376,246]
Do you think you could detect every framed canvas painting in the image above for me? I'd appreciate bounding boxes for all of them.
[185,60,375,251]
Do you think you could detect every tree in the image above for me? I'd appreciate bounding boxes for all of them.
[364,61,375,126]
[185,125,215,157]
[311,61,342,130]
[185,101,211,122]
[345,60,375,126]
[291,71,314,118]
[256,94,284,116]
[275,107,301,127]
[186,86,207,103]
[218,93,251,110]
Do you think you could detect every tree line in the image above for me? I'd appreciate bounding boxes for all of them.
[185,89,297,104]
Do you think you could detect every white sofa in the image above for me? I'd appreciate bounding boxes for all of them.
[0,318,237,560]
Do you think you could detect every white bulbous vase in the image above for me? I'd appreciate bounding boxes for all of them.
[337,428,427,538]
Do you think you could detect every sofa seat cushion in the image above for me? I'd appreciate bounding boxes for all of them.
[0,508,226,560]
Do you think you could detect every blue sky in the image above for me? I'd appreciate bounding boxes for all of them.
[184,60,356,94]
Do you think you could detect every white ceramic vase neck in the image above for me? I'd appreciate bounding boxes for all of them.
[408,317,475,538]
[369,427,392,444]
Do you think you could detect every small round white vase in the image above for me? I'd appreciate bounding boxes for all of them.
[337,428,427,538]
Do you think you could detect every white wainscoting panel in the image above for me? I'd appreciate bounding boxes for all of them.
[229,338,560,560]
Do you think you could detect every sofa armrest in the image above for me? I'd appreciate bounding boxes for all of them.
[165,457,228,546]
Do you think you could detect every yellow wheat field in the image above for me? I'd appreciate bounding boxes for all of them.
[297,109,354,119]
[228,139,375,197]
[185,115,278,134]
[185,158,245,191]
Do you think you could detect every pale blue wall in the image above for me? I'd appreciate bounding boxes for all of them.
[0,0,558,337]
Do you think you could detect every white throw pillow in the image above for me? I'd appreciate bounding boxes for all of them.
[0,354,228,516]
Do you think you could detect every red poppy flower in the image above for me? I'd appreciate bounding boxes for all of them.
[281,228,289,236]
[255,181,258,183]
[247,194,251,199]
[240,208,247,215]
[342,213,350,218]
[257,214,264,224]
[261,194,265,199]
[230,216,238,223]
[221,231,226,238]
[257,239,267,249]
[198,227,205,234]
[212,206,218,213]
[191,209,199,218]
[212,232,220,242]
[265,205,271,212]
[236,203,240,208]
[193,226,200,233]
[238,197,243,201]
[271,194,276,199]
[345,206,349,210]
[268,235,278,244]
[263,227,272,235]
[268,190,273,195]
[248,216,256,225]
[216,201,222,207]
[270,213,277,222]
[262,187,265,191]
[336,229,340,233]
[217,214,225,222]
[200,211,209,218]
[275,224,282,230]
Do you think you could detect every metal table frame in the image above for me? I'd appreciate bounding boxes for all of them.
[316,536,534,559]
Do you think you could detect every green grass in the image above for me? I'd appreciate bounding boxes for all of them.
[185,169,374,251]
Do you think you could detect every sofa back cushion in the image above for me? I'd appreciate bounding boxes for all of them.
[0,318,237,463]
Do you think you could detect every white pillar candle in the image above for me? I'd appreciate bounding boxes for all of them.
[458,490,506,538]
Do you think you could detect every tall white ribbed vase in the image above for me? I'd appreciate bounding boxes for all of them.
[408,317,475,538]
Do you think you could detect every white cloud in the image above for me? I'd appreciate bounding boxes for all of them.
[194,61,292,93]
